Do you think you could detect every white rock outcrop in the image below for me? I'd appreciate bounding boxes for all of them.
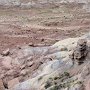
[6,34,90,90]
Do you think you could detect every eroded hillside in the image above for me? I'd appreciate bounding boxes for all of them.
[0,0,90,90]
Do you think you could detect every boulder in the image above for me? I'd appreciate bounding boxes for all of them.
[77,39,87,51]
[1,49,10,56]
[71,39,88,65]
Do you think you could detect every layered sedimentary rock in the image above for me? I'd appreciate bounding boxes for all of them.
[0,33,89,90]
[71,39,88,65]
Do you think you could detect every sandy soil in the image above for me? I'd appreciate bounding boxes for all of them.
[0,3,90,52]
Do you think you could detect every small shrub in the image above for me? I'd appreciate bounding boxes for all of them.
[54,77,60,80]
[38,76,43,81]
[76,81,83,85]
[45,81,52,89]
[64,72,70,77]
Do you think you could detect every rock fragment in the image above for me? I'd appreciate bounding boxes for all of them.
[20,69,28,76]
[28,43,34,47]
[27,61,34,67]
[1,49,10,56]
[71,39,88,65]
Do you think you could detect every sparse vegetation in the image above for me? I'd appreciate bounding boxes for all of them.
[64,72,70,77]
[44,72,83,90]
[44,72,71,89]
[45,81,52,89]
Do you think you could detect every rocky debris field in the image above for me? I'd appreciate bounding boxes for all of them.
[0,0,90,90]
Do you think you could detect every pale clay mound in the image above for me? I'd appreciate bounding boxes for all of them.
[0,33,90,90]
